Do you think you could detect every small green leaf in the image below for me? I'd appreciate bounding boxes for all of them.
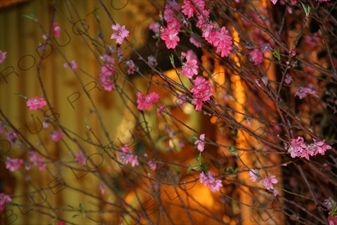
[226,166,238,174]
[84,119,90,129]
[14,93,27,99]
[169,54,175,68]
[23,12,37,22]
[72,214,79,218]
[301,3,310,17]
[231,129,238,138]
[67,205,75,210]
[187,165,199,174]
[272,48,281,61]
[79,203,85,217]
[229,145,238,156]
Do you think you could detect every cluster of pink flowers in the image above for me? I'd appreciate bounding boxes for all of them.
[249,169,279,196]
[287,136,332,160]
[136,91,160,110]
[0,193,12,211]
[295,84,317,99]
[51,21,60,38]
[181,50,199,78]
[0,50,7,63]
[110,23,129,45]
[125,59,137,75]
[63,60,77,70]
[195,133,205,152]
[199,171,223,192]
[159,0,232,56]
[188,0,232,57]
[26,151,46,171]
[160,3,182,49]
[119,144,139,167]
[26,97,47,111]
[50,131,64,142]
[295,84,318,99]
[5,157,24,171]
[190,77,213,111]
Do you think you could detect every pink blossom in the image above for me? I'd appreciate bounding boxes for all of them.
[288,137,332,159]
[99,64,115,91]
[99,183,105,195]
[190,77,213,111]
[37,157,46,171]
[50,131,63,142]
[328,215,337,225]
[295,87,308,99]
[284,74,292,84]
[295,84,317,99]
[26,97,47,110]
[182,0,206,18]
[57,221,65,225]
[262,175,278,190]
[52,22,60,38]
[120,144,139,167]
[271,0,278,4]
[288,136,307,158]
[157,105,165,116]
[110,23,129,44]
[177,94,187,105]
[212,27,233,57]
[167,0,180,10]
[323,198,335,211]
[163,5,176,23]
[147,56,157,67]
[6,131,17,145]
[160,26,180,49]
[102,53,114,64]
[261,43,271,52]
[99,75,114,92]
[125,60,137,75]
[196,9,211,28]
[0,50,7,63]
[75,150,86,166]
[249,49,264,65]
[195,134,205,152]
[148,160,157,171]
[136,92,160,110]
[249,169,260,182]
[149,22,160,35]
[189,36,202,47]
[63,60,77,70]
[5,157,24,171]
[43,120,49,128]
[0,193,12,211]
[312,139,332,156]
[29,151,38,164]
[182,51,199,78]
[199,171,223,192]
